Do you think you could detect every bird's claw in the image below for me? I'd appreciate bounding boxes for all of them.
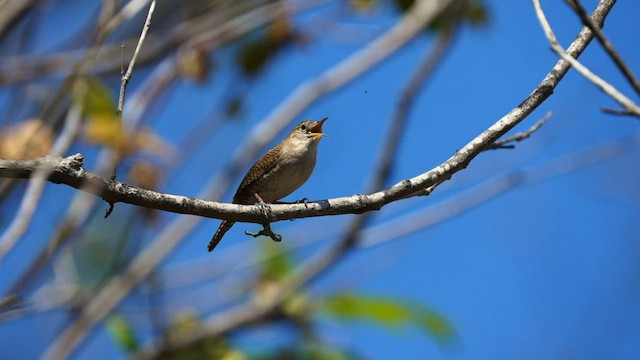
[254,193,273,222]
[245,224,282,242]
[295,197,309,208]
[249,193,281,242]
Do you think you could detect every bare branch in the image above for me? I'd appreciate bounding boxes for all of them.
[601,106,637,116]
[116,0,156,116]
[485,111,552,150]
[0,0,37,41]
[565,0,640,95]
[362,130,640,247]
[533,0,640,118]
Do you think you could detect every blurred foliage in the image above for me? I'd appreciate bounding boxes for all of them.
[392,0,489,32]
[73,76,173,159]
[236,19,298,77]
[226,96,245,118]
[106,314,139,353]
[54,211,135,301]
[321,292,455,343]
[249,343,360,360]
[349,0,379,13]
[159,310,245,360]
[128,160,164,221]
[125,127,174,160]
[74,77,123,149]
[258,239,295,281]
[178,47,213,83]
[128,160,162,191]
[73,77,117,117]
[0,119,53,159]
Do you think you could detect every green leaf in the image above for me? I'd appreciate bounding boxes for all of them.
[411,305,456,341]
[73,77,116,116]
[249,343,357,360]
[321,293,455,343]
[259,240,293,280]
[106,314,139,353]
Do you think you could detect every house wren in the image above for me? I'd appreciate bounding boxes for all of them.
[208,117,327,252]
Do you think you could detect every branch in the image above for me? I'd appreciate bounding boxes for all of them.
[0,0,309,85]
[484,111,552,150]
[0,0,37,41]
[116,0,156,116]
[0,108,542,235]
[533,0,640,118]
[131,1,618,357]
[361,130,640,247]
[565,0,640,95]
[0,153,407,223]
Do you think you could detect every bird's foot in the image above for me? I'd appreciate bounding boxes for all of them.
[254,193,272,222]
[248,193,281,242]
[295,198,309,208]
[245,223,282,242]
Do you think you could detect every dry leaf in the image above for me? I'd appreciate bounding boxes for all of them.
[127,160,161,190]
[0,119,53,159]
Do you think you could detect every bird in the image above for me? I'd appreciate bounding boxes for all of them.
[208,117,327,252]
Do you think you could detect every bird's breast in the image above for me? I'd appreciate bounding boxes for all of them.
[257,146,317,202]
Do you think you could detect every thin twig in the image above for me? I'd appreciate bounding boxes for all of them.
[485,111,552,150]
[565,0,640,95]
[109,0,155,207]
[533,0,640,118]
[601,107,635,116]
[116,0,156,116]
[361,130,640,247]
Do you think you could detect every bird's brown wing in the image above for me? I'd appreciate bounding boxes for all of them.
[232,144,282,204]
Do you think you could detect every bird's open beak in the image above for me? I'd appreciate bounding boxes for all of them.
[310,117,327,139]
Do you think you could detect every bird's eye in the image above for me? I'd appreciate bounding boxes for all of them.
[300,124,307,131]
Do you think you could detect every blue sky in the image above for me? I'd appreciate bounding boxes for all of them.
[1,0,639,359]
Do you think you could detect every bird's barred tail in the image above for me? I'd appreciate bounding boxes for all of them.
[208,220,235,252]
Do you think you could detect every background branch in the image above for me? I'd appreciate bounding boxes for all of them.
[533,0,640,118]
[565,0,640,95]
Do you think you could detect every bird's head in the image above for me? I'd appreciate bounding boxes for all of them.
[289,117,327,142]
